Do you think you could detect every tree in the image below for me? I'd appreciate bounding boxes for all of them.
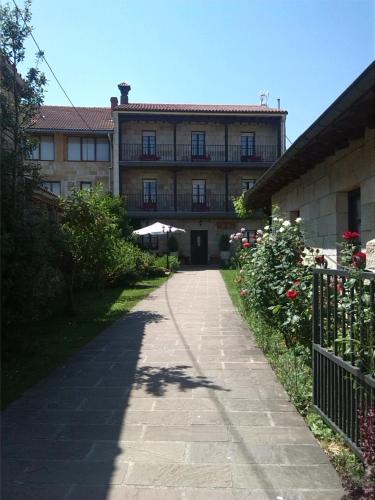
[1,1,63,326]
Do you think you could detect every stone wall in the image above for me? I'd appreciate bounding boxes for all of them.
[121,167,265,196]
[136,217,264,262]
[272,128,375,265]
[38,133,111,196]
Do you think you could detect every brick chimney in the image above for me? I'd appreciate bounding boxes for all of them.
[118,82,131,104]
[110,96,118,109]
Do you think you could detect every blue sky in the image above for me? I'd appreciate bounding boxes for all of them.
[20,0,374,143]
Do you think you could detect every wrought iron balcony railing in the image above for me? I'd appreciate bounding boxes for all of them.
[124,193,239,213]
[120,144,278,163]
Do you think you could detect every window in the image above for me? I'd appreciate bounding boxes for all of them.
[192,132,205,156]
[142,131,156,155]
[141,235,159,250]
[42,181,61,196]
[143,179,157,203]
[31,136,54,160]
[192,179,206,204]
[348,188,361,234]
[80,181,92,191]
[241,132,255,157]
[242,179,255,192]
[67,137,109,161]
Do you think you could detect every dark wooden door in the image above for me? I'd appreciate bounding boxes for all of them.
[190,230,208,265]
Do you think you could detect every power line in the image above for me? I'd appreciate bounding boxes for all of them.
[12,0,96,133]
[286,135,293,145]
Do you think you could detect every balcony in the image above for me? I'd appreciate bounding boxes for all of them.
[123,193,258,216]
[120,144,278,164]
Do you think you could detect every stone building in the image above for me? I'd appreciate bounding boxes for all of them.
[29,106,114,197]
[29,85,287,264]
[245,61,375,267]
[111,84,286,264]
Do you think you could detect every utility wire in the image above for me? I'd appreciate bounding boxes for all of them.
[12,0,96,133]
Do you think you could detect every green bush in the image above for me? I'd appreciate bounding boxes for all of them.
[154,255,180,273]
[236,215,315,347]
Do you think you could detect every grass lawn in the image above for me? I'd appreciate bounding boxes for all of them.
[221,269,242,310]
[2,275,168,409]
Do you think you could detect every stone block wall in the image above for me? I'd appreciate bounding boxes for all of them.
[272,128,375,265]
[38,133,111,196]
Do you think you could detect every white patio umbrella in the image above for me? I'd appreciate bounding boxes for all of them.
[133,221,185,236]
[133,222,185,269]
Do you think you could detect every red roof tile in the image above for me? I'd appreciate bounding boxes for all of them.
[29,106,113,132]
[114,103,287,114]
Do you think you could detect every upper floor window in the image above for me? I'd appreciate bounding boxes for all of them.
[42,180,61,196]
[192,179,206,204]
[192,132,205,156]
[242,179,255,192]
[241,132,255,156]
[31,136,54,161]
[67,137,109,161]
[143,179,157,203]
[348,188,361,234]
[142,131,156,155]
[80,181,92,191]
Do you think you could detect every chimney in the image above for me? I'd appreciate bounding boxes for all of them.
[277,98,280,110]
[118,82,131,104]
[110,96,118,109]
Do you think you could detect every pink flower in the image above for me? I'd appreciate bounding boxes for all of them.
[243,242,251,248]
[240,289,247,297]
[343,231,360,241]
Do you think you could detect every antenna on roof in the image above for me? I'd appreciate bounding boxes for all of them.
[259,90,269,106]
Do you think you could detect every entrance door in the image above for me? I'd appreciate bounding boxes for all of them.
[190,230,208,265]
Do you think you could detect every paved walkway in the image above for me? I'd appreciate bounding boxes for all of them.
[2,269,343,499]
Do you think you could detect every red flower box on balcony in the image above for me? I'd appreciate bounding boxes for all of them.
[191,154,211,161]
[142,202,157,210]
[241,155,262,162]
[139,154,160,161]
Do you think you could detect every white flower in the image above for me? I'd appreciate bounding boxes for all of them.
[282,220,291,227]
[256,237,262,243]
[240,269,244,275]
[273,217,278,222]
[295,217,302,223]
[229,239,233,244]
[256,229,263,236]
[242,238,248,243]
[264,225,270,231]
[279,227,285,233]
[240,227,246,233]
[236,232,242,238]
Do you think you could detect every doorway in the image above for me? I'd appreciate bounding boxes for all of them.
[190,230,208,265]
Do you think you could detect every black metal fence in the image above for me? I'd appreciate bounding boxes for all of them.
[312,268,375,456]
[123,193,237,213]
[120,143,278,163]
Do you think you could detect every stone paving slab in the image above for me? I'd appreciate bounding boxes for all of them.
[1,269,344,499]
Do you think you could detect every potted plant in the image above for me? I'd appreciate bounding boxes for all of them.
[167,235,179,257]
[219,234,230,262]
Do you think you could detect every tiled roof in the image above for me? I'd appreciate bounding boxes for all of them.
[114,103,287,114]
[29,106,113,132]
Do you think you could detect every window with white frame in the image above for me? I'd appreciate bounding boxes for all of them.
[80,181,92,191]
[242,179,255,192]
[42,181,61,196]
[241,132,255,157]
[67,137,109,161]
[192,179,206,204]
[143,179,157,203]
[142,131,156,155]
[31,136,54,161]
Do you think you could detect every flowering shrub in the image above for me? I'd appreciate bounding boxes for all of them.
[234,216,315,347]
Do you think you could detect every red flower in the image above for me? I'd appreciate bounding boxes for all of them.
[352,251,366,268]
[286,290,299,299]
[342,231,360,241]
[337,283,344,294]
[243,242,251,248]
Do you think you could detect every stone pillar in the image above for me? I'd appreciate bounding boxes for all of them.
[366,239,375,270]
